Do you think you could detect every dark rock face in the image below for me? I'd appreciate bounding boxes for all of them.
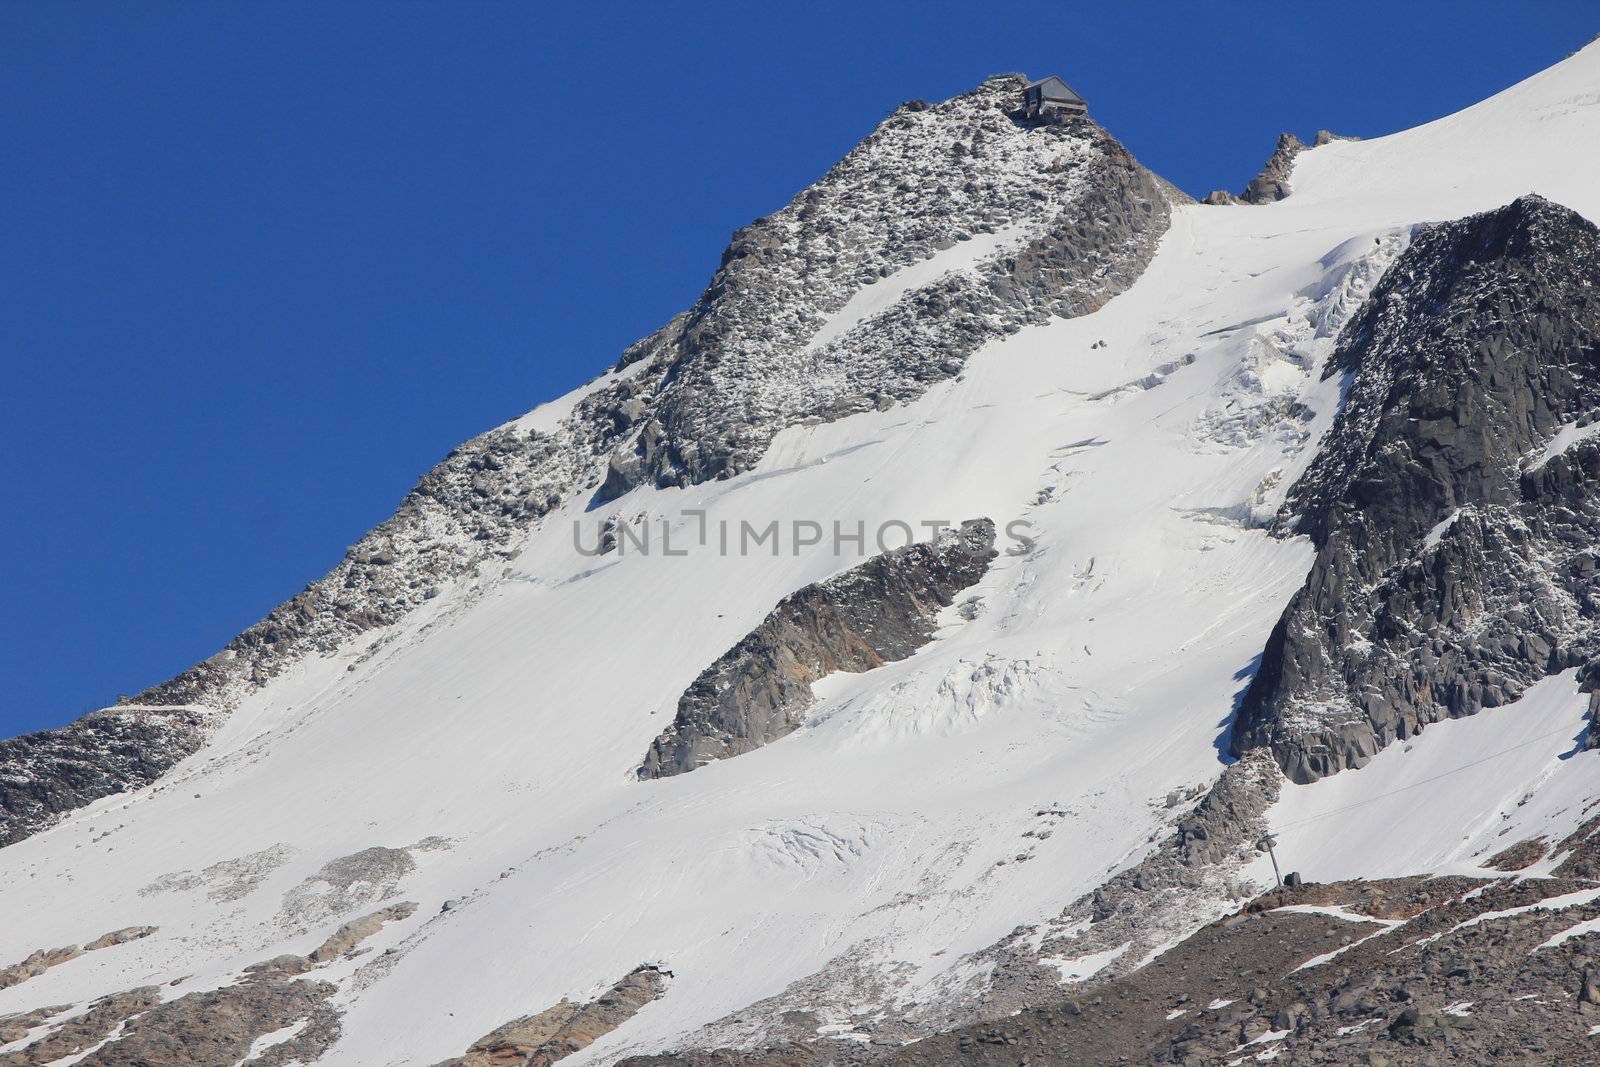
[879,874,1600,1067]
[0,707,205,847]
[639,520,998,778]
[1234,195,1600,782]
[596,76,1178,501]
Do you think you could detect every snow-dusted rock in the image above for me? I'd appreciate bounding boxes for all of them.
[1236,195,1600,782]
[639,519,997,778]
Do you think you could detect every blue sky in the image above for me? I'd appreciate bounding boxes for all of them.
[2,3,1595,737]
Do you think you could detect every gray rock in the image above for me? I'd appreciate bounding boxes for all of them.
[0,707,205,847]
[1235,195,1600,782]
[1233,130,1354,205]
[73,973,340,1067]
[1239,133,1306,204]
[593,77,1178,501]
[1314,129,1359,147]
[0,1004,72,1045]
[83,926,157,952]
[639,520,998,778]
[0,987,164,1065]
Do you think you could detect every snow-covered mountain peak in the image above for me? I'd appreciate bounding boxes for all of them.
[5,42,1600,1067]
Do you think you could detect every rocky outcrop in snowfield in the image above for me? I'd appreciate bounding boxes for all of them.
[1205,129,1357,205]
[0,926,155,992]
[639,520,997,778]
[1235,195,1600,782]
[1240,132,1307,204]
[0,905,417,1064]
[878,870,1600,1066]
[437,965,670,1067]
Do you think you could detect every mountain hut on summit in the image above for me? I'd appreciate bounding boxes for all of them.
[1022,75,1088,119]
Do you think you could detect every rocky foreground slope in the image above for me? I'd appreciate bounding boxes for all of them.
[625,860,1600,1065]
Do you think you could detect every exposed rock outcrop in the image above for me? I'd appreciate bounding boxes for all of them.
[1240,132,1306,204]
[1,952,348,1066]
[238,900,419,980]
[0,987,163,1067]
[74,973,341,1067]
[619,1050,815,1067]
[0,946,81,993]
[308,901,418,963]
[0,925,156,991]
[0,706,205,847]
[638,519,998,778]
[1234,195,1600,782]
[0,890,426,1065]
[878,873,1600,1066]
[1213,129,1357,206]
[598,77,1179,502]
[437,964,670,1067]
[0,1005,70,1045]
[83,925,158,951]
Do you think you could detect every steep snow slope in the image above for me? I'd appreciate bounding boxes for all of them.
[1262,670,1594,884]
[1288,39,1600,224]
[3,43,1600,1066]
